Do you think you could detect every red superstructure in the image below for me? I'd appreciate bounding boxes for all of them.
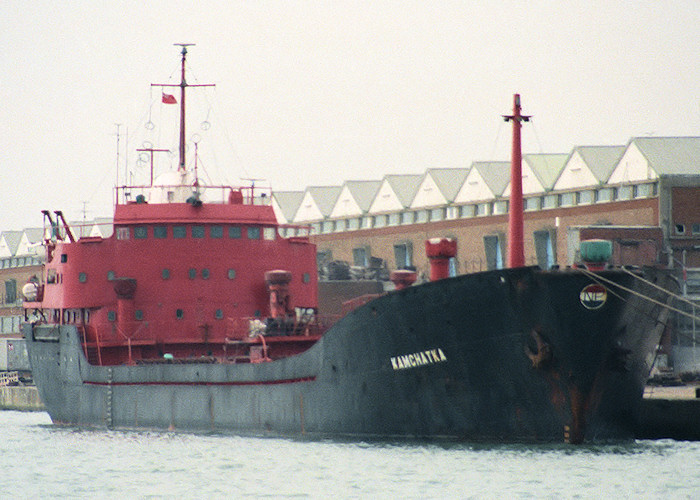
[23,46,326,366]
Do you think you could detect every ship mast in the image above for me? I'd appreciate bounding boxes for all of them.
[503,94,530,268]
[152,44,214,172]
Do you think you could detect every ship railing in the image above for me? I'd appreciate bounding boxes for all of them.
[225,313,341,341]
[115,184,272,206]
[80,321,158,366]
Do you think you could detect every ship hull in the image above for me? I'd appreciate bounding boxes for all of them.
[24,267,669,442]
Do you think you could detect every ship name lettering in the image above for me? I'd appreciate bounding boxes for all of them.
[390,348,447,371]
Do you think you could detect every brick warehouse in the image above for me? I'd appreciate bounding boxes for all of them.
[270,137,700,279]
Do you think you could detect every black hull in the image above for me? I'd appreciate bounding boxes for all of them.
[24,267,669,443]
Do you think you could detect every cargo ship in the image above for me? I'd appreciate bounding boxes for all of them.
[22,46,673,443]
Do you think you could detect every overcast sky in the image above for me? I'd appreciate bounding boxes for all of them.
[1,1,698,230]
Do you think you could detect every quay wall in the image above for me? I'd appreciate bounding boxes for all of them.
[0,386,45,411]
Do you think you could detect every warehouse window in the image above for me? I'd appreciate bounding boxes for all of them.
[596,188,614,202]
[394,242,413,270]
[400,212,414,225]
[484,234,504,270]
[534,230,556,269]
[353,247,369,267]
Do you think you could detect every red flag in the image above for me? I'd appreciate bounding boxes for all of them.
[162,93,177,104]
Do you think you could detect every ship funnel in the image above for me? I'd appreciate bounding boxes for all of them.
[425,238,457,281]
[264,270,293,319]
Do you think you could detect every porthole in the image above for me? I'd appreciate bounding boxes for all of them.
[228,269,236,280]
[108,311,116,322]
[135,310,143,321]
[188,268,197,279]
[215,309,223,320]
[176,309,184,319]
[302,272,310,283]
[107,271,115,281]
[202,269,210,280]
[78,272,87,283]
[162,269,170,280]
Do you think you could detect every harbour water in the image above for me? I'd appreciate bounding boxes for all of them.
[2,411,698,499]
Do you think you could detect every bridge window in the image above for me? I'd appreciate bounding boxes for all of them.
[154,226,167,239]
[117,227,129,240]
[134,226,148,239]
[263,227,276,240]
[210,226,223,238]
[173,225,186,239]
[248,227,261,239]
[229,226,242,239]
[192,225,205,238]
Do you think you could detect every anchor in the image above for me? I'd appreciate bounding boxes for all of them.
[525,328,552,369]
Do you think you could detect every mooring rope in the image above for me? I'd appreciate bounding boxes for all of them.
[578,268,700,323]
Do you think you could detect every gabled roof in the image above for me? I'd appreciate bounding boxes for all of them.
[89,217,114,238]
[454,162,510,203]
[293,186,342,222]
[523,154,569,190]
[23,228,45,244]
[385,174,423,207]
[272,191,304,224]
[632,136,700,175]
[330,180,381,218]
[427,168,470,201]
[609,136,700,184]
[411,168,470,208]
[368,174,423,214]
[15,228,45,256]
[0,231,22,257]
[474,161,511,197]
[576,146,626,182]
